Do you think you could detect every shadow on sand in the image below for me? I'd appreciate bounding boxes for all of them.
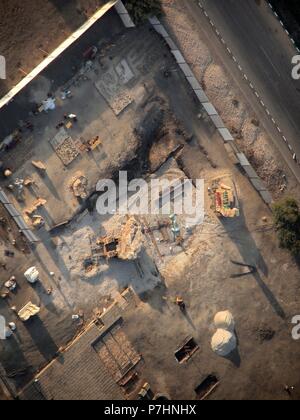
[221,203,286,320]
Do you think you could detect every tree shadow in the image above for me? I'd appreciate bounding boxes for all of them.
[221,203,286,320]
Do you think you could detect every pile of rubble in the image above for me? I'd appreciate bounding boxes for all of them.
[24,198,47,228]
[70,174,88,199]
[96,217,143,261]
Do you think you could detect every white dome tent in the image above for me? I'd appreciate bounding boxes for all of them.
[211,329,237,357]
[214,310,235,332]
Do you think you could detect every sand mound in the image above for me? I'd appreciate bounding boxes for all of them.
[241,118,260,147]
[203,64,230,98]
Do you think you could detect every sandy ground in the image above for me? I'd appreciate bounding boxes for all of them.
[161,0,299,199]
[0,5,300,401]
[0,19,220,394]
[120,125,300,400]
[0,0,108,97]
[123,126,300,401]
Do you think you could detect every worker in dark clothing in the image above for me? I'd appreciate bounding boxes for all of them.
[176,296,186,312]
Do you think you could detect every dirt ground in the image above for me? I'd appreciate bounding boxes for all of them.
[0,0,109,97]
[0,12,222,395]
[0,4,300,402]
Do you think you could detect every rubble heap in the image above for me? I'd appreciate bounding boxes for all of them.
[117,217,143,260]
[96,217,143,261]
[210,177,239,218]
[71,175,88,199]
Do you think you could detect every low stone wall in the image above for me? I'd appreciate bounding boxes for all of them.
[114,1,273,205]
[0,187,38,243]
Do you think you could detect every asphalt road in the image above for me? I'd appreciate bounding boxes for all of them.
[183,0,300,182]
